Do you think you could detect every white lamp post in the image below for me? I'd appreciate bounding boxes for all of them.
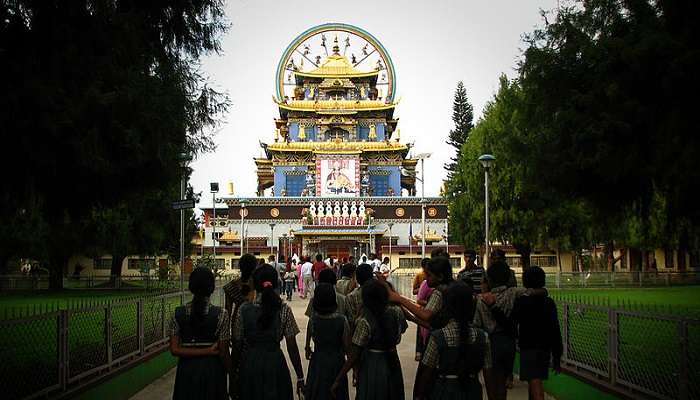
[387,222,394,265]
[269,223,276,260]
[210,182,219,260]
[239,198,248,256]
[478,154,495,267]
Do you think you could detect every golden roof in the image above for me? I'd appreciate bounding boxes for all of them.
[274,98,398,113]
[295,52,378,79]
[265,140,408,153]
[218,231,240,241]
[413,229,443,242]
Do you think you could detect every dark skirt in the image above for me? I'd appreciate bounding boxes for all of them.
[519,349,550,381]
[173,355,227,400]
[305,349,348,400]
[490,333,516,376]
[239,347,293,400]
[429,376,481,400]
[356,350,404,400]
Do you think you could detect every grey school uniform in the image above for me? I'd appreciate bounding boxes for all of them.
[421,320,491,400]
[234,297,300,400]
[305,313,350,400]
[353,305,408,400]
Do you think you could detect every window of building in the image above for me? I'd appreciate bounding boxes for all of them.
[399,258,423,269]
[506,256,522,270]
[285,175,305,196]
[358,126,369,140]
[664,248,674,268]
[369,175,389,196]
[530,255,557,268]
[94,257,112,270]
[128,258,155,271]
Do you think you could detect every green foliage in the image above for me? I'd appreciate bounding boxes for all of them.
[444,82,475,196]
[448,0,700,258]
[0,1,229,282]
[193,253,225,278]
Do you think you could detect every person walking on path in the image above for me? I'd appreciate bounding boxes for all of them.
[233,265,305,399]
[304,283,351,400]
[493,266,562,400]
[474,261,547,400]
[283,264,297,301]
[223,254,257,400]
[170,268,231,400]
[387,255,454,331]
[296,259,304,295]
[331,279,408,400]
[457,250,485,295]
[336,263,356,296]
[313,254,327,282]
[414,259,434,362]
[305,269,349,321]
[344,263,375,331]
[302,257,314,299]
[414,281,491,400]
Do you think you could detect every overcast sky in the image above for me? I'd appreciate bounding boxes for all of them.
[192,0,558,207]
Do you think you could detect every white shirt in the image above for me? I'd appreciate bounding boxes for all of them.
[301,261,313,277]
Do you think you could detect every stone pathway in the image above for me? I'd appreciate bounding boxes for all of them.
[131,294,531,399]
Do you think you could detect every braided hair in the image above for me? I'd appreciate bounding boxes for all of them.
[252,264,281,329]
[188,267,215,328]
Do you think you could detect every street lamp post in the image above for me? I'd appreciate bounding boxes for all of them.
[239,198,248,256]
[269,223,276,260]
[210,183,219,260]
[180,153,192,292]
[387,222,394,265]
[478,154,495,268]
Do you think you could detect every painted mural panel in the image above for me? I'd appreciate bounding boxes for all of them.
[316,155,360,196]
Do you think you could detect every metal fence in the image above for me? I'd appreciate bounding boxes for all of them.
[0,273,241,291]
[0,286,227,400]
[390,273,700,400]
[548,271,700,289]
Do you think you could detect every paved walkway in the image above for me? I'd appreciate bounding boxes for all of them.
[131,294,530,400]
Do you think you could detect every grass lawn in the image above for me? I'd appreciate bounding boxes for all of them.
[550,286,700,316]
[0,289,195,399]
[548,286,700,399]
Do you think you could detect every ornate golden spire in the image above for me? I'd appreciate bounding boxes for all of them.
[332,35,340,55]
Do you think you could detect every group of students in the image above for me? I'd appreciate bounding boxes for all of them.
[169,249,562,400]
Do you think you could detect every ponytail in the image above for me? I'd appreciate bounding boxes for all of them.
[253,264,282,329]
[188,268,215,328]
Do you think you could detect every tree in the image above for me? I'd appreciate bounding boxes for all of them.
[449,76,591,268]
[444,82,474,188]
[0,1,229,286]
[517,0,700,260]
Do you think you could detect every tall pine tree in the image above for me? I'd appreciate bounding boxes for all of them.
[445,81,474,191]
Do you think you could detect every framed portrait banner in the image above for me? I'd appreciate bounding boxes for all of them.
[316,154,360,197]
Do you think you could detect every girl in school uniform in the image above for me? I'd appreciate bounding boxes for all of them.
[233,264,305,399]
[304,283,350,400]
[331,279,408,400]
[170,268,231,400]
[414,281,491,400]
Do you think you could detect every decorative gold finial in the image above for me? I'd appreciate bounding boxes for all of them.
[274,128,280,142]
[332,35,340,55]
[299,125,306,140]
[396,128,401,141]
[369,124,377,139]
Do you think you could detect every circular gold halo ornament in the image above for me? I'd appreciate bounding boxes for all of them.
[427,208,438,217]
[395,207,405,217]
[270,208,280,217]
